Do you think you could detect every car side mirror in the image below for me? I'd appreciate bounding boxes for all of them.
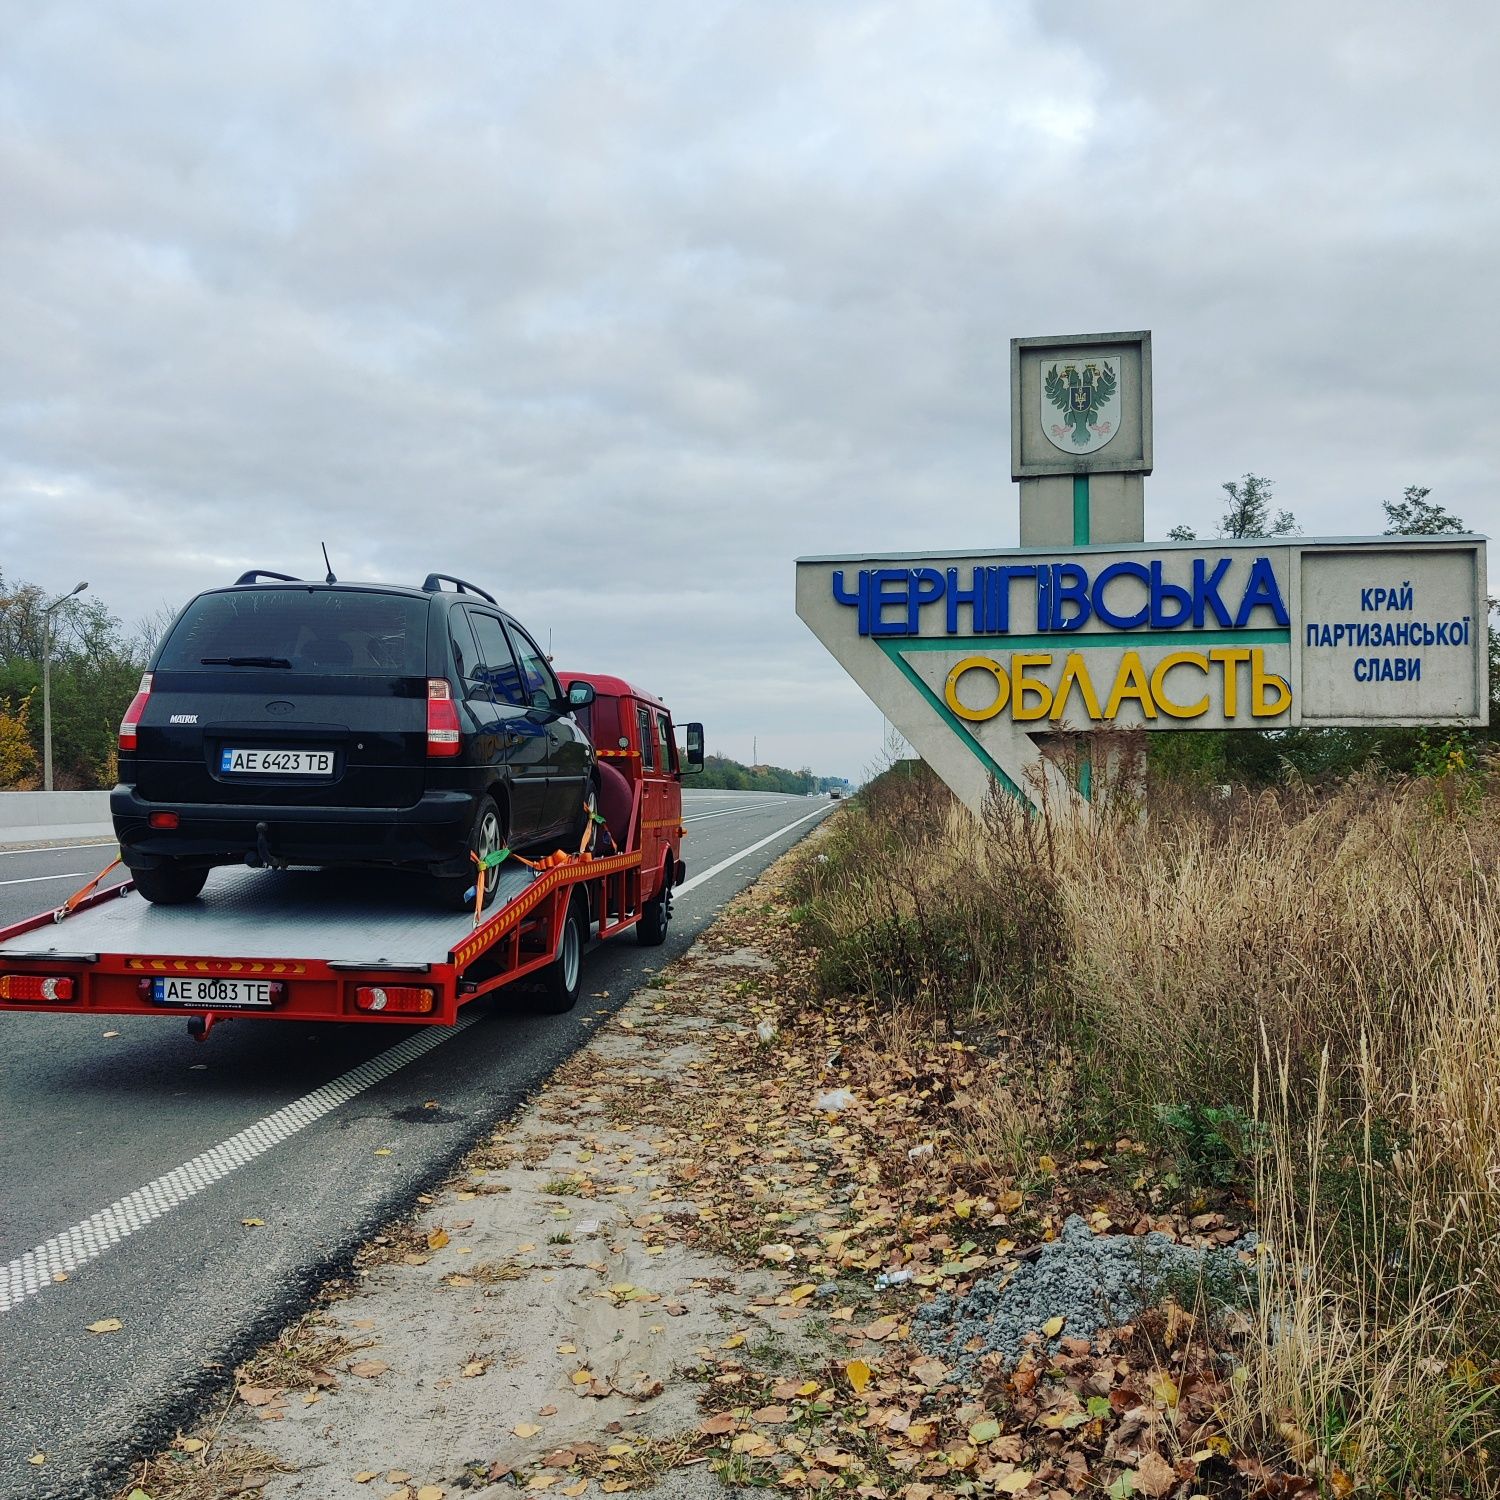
[684,722,705,769]
[567,681,596,708]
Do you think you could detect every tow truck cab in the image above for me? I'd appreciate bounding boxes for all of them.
[560,673,702,933]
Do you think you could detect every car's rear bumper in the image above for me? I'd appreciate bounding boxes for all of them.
[111,786,477,875]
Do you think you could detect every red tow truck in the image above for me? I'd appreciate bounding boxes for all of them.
[0,677,703,1036]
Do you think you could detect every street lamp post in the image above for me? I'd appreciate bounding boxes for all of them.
[42,582,88,792]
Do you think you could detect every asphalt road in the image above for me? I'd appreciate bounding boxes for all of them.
[0,789,834,1500]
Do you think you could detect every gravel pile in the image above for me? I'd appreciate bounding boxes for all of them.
[916,1214,1256,1377]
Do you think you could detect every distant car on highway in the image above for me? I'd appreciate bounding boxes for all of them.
[113,571,596,908]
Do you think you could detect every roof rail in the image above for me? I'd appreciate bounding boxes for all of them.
[234,569,302,585]
[421,573,497,604]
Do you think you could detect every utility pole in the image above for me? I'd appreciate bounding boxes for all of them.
[42,582,88,791]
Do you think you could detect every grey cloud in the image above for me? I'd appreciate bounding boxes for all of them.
[2,0,1497,778]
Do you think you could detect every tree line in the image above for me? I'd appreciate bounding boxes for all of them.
[691,754,846,795]
[0,574,163,790]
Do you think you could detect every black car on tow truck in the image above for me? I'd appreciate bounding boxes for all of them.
[113,571,597,907]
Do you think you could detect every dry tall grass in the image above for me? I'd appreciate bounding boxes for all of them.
[794,761,1500,1491]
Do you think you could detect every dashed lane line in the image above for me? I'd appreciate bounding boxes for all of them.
[0,806,835,1317]
[676,803,833,896]
[0,1015,480,1315]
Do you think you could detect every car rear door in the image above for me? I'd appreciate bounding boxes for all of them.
[466,609,549,844]
[138,587,429,810]
[505,619,588,836]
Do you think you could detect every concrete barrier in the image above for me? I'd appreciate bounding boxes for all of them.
[0,790,110,828]
[0,790,113,846]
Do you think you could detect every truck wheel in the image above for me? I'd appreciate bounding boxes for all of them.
[131,861,209,906]
[437,795,505,911]
[636,860,673,947]
[537,892,586,1014]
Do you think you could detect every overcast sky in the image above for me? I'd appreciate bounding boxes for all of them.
[2,1,1496,780]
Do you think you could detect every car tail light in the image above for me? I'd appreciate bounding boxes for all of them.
[427,678,461,758]
[0,973,75,1002]
[119,672,153,751]
[355,985,435,1014]
[148,812,180,830]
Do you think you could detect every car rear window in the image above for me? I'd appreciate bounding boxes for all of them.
[157,589,429,676]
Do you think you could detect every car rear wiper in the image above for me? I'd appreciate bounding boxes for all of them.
[200,656,293,668]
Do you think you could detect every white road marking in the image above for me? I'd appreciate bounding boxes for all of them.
[0,841,116,858]
[682,804,764,822]
[0,1015,479,1315]
[677,803,833,896]
[0,871,91,888]
[0,807,834,1318]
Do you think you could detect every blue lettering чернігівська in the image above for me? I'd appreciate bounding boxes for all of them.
[831,557,1290,638]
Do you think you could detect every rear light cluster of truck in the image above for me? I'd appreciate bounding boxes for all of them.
[118,672,153,752]
[426,679,461,758]
[355,985,435,1015]
[0,973,75,1002]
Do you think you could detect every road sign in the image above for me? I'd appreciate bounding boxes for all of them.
[797,535,1488,813]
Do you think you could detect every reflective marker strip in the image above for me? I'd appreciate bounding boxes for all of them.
[676,804,833,896]
[0,1014,479,1314]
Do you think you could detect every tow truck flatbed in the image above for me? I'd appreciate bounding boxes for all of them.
[0,841,648,1031]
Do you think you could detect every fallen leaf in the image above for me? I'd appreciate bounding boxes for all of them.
[51,1271,67,1283]
[968,1418,1001,1444]
[176,1437,206,1453]
[862,1315,899,1340]
[699,1413,736,1435]
[562,1484,588,1498]
[1037,1155,1057,1173]
[845,1359,872,1392]
[417,1488,445,1500]
[27,1453,44,1466]
[753,1404,790,1423]
[355,1471,378,1483]
[513,1423,542,1439]
[462,1361,487,1378]
[103,1030,120,1037]
[1130,1451,1176,1497]
[87,1318,123,1334]
[1041,1315,1065,1337]
[427,1229,450,1250]
[997,1473,1036,1496]
[759,1243,795,1263]
[374,1148,392,1156]
[349,1360,390,1379]
[237,1386,280,1407]
[241,1218,265,1228]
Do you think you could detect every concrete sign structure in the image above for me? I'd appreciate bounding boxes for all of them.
[1012,331,1151,547]
[797,536,1488,814]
